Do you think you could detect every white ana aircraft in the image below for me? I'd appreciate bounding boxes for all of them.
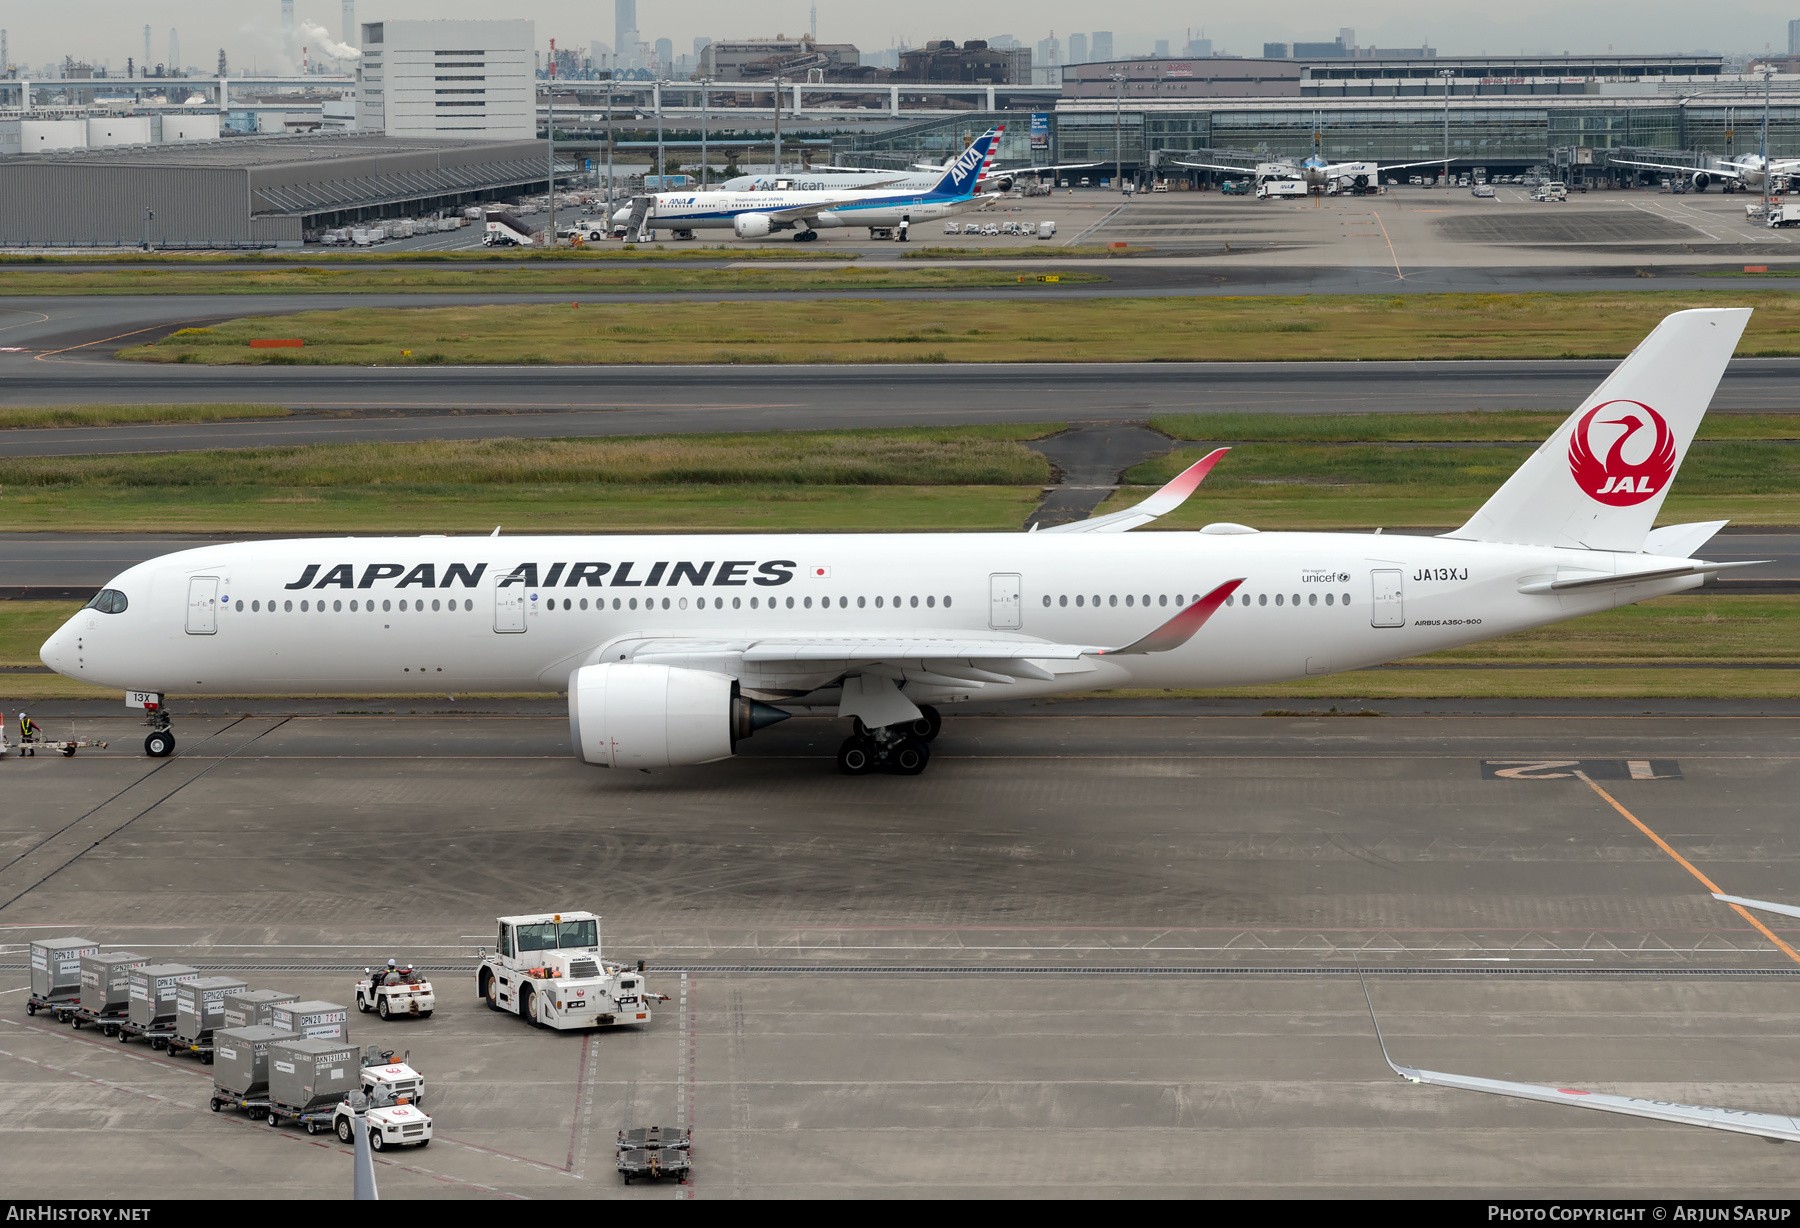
[43,309,1762,775]
[1609,151,1800,192]
[615,127,1003,241]
[716,156,1099,196]
[1173,150,1449,192]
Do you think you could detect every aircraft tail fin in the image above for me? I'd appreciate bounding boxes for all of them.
[1442,308,1749,553]
[925,127,1004,199]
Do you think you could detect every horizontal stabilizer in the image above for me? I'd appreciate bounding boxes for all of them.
[1644,520,1730,559]
[1039,448,1229,535]
[1516,559,1768,594]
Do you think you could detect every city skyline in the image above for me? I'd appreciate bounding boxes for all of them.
[4,1,1793,73]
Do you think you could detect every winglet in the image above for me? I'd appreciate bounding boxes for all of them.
[1036,447,1229,535]
[1098,578,1242,656]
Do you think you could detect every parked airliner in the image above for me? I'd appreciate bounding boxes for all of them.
[616,127,1003,241]
[42,309,1759,776]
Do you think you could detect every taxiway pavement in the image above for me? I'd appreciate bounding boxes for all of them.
[2,701,1799,1197]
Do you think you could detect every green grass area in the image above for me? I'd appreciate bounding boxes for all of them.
[0,427,1055,533]
[114,290,1800,366]
[0,403,288,430]
[1,265,1104,298]
[0,602,79,667]
[1148,411,1800,442]
[1106,438,1800,530]
[0,245,857,264]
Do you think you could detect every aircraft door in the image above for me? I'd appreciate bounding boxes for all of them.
[185,576,219,635]
[1370,569,1404,628]
[989,573,1022,630]
[495,584,526,633]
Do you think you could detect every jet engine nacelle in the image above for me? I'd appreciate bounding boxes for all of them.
[734,212,773,239]
[1692,171,1712,191]
[567,663,789,769]
[982,174,1016,194]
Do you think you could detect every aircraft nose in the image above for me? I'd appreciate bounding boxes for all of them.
[39,616,79,672]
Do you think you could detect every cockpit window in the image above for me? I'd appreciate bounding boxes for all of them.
[85,589,128,614]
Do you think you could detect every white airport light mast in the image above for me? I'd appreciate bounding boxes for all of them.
[773,75,786,175]
[1439,68,1454,183]
[1112,71,1126,191]
[1761,63,1776,218]
[547,39,557,247]
[700,76,712,188]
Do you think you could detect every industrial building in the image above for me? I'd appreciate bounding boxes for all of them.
[356,18,534,140]
[0,133,571,247]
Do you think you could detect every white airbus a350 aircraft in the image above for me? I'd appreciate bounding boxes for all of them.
[42,309,1758,775]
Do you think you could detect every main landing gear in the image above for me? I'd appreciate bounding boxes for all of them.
[792,228,820,242]
[836,706,940,777]
[143,707,175,758]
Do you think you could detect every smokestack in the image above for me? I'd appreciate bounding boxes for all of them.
[341,0,356,48]
[281,0,296,61]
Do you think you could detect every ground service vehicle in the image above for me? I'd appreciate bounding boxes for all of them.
[1257,180,1307,200]
[478,913,659,1031]
[356,965,436,1020]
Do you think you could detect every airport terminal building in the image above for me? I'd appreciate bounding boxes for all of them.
[836,53,1798,183]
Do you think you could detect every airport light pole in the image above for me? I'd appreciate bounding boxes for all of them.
[700,77,712,188]
[1111,71,1125,192]
[604,73,614,217]
[546,44,556,247]
[1438,68,1453,185]
[1762,64,1776,216]
[773,76,786,175]
[655,77,665,185]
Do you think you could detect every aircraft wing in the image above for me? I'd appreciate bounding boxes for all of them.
[1169,158,1263,174]
[1389,1061,1800,1144]
[1713,892,1800,920]
[1362,157,1452,174]
[989,161,1104,176]
[1609,155,1744,179]
[1037,449,1229,535]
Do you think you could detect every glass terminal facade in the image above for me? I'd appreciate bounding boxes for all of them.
[833,97,1800,175]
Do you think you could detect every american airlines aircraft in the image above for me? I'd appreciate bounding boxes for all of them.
[614,128,1002,241]
[41,309,1758,776]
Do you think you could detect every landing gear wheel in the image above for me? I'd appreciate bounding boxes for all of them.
[337,1116,354,1143]
[836,736,878,776]
[144,731,174,758]
[888,735,930,776]
[898,706,942,743]
[377,997,391,1020]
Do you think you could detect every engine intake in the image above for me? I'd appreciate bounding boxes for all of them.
[568,663,790,768]
[734,212,773,239]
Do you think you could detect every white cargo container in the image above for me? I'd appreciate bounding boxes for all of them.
[222,989,299,1030]
[269,1000,351,1041]
[127,963,198,1028]
[29,937,98,1005]
[80,951,148,1016]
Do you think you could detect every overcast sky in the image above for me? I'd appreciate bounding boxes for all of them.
[9,3,1794,73]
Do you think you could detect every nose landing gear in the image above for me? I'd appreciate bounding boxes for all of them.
[142,707,175,758]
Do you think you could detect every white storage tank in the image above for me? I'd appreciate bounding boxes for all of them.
[21,120,88,152]
[87,116,153,147]
[161,113,221,143]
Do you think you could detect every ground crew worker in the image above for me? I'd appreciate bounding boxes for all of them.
[897,216,909,242]
[18,712,40,756]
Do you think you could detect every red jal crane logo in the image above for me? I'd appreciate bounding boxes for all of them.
[1567,400,1676,507]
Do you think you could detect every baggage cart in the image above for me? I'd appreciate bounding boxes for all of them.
[209,1092,273,1119]
[617,1125,691,1184]
[269,1038,360,1113]
[1,713,107,758]
[221,989,298,1030]
[76,951,147,1032]
[169,976,246,1061]
[27,937,98,1018]
[213,1025,295,1103]
[264,1100,341,1134]
[121,963,196,1045]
